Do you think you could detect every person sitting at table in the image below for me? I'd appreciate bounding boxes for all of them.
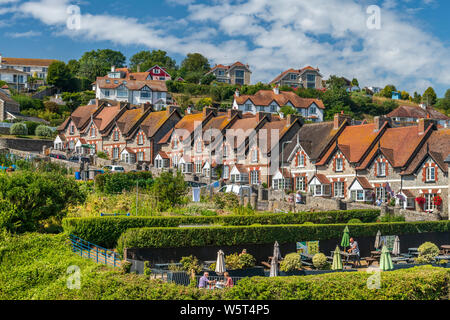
[218,272,234,288]
[198,272,215,289]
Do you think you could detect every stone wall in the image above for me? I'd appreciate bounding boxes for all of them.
[0,137,53,153]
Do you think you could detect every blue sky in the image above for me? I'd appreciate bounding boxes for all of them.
[1,0,449,96]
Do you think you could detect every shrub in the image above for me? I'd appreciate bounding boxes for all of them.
[280,253,302,272]
[0,171,86,233]
[416,242,440,264]
[35,125,54,138]
[97,151,109,160]
[117,221,450,253]
[121,261,132,274]
[348,218,362,224]
[180,255,202,275]
[63,209,381,248]
[225,252,256,270]
[95,172,154,194]
[150,171,188,211]
[143,261,151,276]
[213,192,239,210]
[23,121,41,136]
[312,253,330,270]
[10,123,28,135]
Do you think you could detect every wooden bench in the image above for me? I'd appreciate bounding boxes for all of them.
[364,257,377,266]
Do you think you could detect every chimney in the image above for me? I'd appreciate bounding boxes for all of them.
[143,102,153,113]
[273,86,280,95]
[418,118,435,135]
[111,65,116,72]
[167,105,180,115]
[256,112,271,123]
[286,114,299,126]
[186,106,192,114]
[129,75,135,80]
[334,112,351,129]
[137,64,141,73]
[202,106,216,120]
[227,108,241,120]
[374,116,390,131]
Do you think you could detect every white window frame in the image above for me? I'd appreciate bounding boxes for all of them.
[297,154,305,167]
[334,182,345,198]
[195,160,203,174]
[377,162,386,177]
[138,134,144,145]
[250,170,259,185]
[252,149,258,163]
[223,166,230,179]
[296,176,306,192]
[425,193,436,212]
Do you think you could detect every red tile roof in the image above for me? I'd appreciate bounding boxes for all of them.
[270,66,320,84]
[235,90,325,109]
[387,105,449,121]
[1,57,57,67]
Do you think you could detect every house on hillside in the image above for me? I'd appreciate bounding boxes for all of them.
[387,104,450,128]
[232,87,325,122]
[0,55,56,82]
[146,65,172,81]
[205,62,252,85]
[93,66,169,110]
[270,66,324,89]
[0,68,29,91]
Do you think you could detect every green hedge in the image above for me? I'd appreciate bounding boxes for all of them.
[62,209,380,248]
[117,221,450,253]
[222,266,449,300]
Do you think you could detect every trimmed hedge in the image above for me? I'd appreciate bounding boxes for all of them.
[62,209,380,248]
[222,266,450,300]
[117,221,450,254]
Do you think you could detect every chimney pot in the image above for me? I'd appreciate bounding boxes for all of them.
[418,118,435,134]
[334,113,351,129]
[374,116,390,131]
[111,65,116,72]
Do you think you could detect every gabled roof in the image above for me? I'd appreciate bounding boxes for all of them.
[285,121,344,163]
[139,109,180,138]
[0,90,18,105]
[0,68,29,75]
[316,123,388,166]
[270,66,322,84]
[402,128,450,175]
[310,174,331,185]
[387,105,449,121]
[357,125,433,170]
[115,108,147,137]
[95,78,167,92]
[235,90,325,109]
[350,177,374,190]
[208,61,251,73]
[158,112,205,144]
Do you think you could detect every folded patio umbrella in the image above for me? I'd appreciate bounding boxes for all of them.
[273,241,282,261]
[215,250,226,275]
[332,245,343,270]
[379,245,394,271]
[374,230,382,250]
[269,256,279,277]
[392,236,401,256]
[341,226,350,250]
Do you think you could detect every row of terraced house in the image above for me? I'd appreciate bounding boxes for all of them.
[55,95,449,216]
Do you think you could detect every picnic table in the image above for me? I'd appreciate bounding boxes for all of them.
[408,248,419,255]
[332,251,360,267]
[391,257,411,264]
[435,255,450,263]
[154,263,182,269]
[441,245,450,255]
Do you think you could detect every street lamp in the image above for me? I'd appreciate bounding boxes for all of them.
[281,141,292,201]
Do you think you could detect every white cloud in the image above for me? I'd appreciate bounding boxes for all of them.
[6,30,41,37]
[6,0,450,94]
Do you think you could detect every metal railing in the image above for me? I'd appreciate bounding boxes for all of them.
[69,234,122,268]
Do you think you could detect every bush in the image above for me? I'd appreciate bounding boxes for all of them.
[10,123,28,135]
[97,151,109,160]
[95,172,154,194]
[116,221,450,254]
[121,261,132,274]
[280,253,302,272]
[416,242,440,264]
[225,252,256,270]
[23,121,41,136]
[180,255,202,275]
[0,171,86,233]
[312,253,330,270]
[35,125,54,138]
[348,218,362,224]
[63,209,381,248]
[150,171,188,211]
[213,192,239,210]
[380,214,406,222]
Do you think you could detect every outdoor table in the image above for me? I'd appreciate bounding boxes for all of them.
[370,251,381,258]
[332,251,360,267]
[441,245,450,255]
[435,255,450,262]
[408,248,419,256]
[391,257,410,264]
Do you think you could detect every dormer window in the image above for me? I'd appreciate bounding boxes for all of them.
[113,130,119,141]
[106,80,111,84]
[90,127,95,137]
[114,80,119,84]
[196,141,202,153]
[138,134,144,145]
[70,125,75,135]
[377,162,387,177]
[252,149,258,163]
[297,154,305,167]
[154,69,160,74]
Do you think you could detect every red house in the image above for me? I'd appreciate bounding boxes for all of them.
[146,65,172,81]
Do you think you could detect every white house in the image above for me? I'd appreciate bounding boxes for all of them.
[0,55,56,81]
[93,67,169,110]
[233,87,325,122]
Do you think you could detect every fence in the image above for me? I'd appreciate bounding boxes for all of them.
[69,234,122,268]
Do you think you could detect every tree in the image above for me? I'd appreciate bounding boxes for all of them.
[35,125,54,138]
[401,91,410,100]
[380,85,397,99]
[435,89,450,113]
[77,49,126,82]
[351,78,359,87]
[423,87,437,106]
[47,61,73,91]
[413,91,422,104]
[67,59,80,75]
[280,105,299,116]
[129,50,177,72]
[180,53,210,83]
[200,73,216,85]
[151,171,188,211]
[326,75,348,91]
